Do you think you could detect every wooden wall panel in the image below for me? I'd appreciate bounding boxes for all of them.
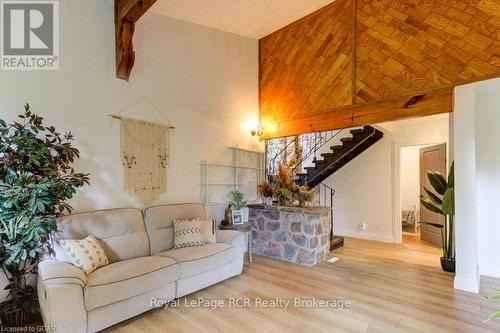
[259,0,500,139]
[259,0,354,125]
[355,0,500,103]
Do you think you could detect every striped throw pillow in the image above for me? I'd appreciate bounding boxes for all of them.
[173,218,206,249]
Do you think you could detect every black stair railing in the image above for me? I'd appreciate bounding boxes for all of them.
[317,182,336,248]
[266,129,344,181]
[305,126,378,186]
[289,129,343,177]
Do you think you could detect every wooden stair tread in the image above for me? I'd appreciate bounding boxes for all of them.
[304,126,383,188]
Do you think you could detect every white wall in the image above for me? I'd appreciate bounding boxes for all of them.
[454,78,500,293]
[400,146,426,211]
[476,93,500,279]
[0,0,259,300]
[324,114,449,243]
[454,83,480,293]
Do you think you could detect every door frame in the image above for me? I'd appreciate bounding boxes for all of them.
[391,139,448,244]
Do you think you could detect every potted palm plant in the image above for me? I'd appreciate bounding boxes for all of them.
[419,162,455,272]
[0,104,89,328]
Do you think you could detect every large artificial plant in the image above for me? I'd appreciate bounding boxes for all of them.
[419,162,455,266]
[0,104,89,325]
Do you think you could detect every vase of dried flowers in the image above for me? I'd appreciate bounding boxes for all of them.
[294,185,316,207]
[258,182,274,205]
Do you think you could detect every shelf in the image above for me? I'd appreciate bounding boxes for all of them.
[201,163,264,171]
[229,146,264,154]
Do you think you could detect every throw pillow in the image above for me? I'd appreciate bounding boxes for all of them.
[173,218,206,249]
[202,219,217,244]
[59,235,109,275]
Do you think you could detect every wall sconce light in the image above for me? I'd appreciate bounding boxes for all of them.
[251,126,264,137]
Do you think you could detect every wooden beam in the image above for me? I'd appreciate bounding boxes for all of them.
[260,88,453,140]
[115,0,157,81]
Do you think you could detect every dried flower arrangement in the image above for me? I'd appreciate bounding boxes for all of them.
[257,182,274,198]
[259,157,316,207]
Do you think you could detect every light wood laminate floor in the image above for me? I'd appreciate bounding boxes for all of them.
[105,235,500,333]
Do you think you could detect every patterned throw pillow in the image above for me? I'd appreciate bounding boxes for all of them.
[202,219,217,244]
[59,235,109,275]
[173,218,206,249]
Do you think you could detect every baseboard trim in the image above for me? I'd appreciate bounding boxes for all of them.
[335,229,394,243]
[454,276,480,293]
[480,266,500,279]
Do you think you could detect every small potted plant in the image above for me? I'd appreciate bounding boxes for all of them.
[419,162,455,272]
[229,190,247,224]
[258,182,274,205]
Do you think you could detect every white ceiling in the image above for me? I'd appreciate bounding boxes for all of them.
[151,0,336,39]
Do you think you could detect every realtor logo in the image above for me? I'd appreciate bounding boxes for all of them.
[1,1,59,70]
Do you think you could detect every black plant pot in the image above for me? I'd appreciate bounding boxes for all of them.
[440,257,456,273]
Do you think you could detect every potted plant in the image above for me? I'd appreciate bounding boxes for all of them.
[229,190,247,224]
[419,162,455,273]
[0,104,89,327]
[258,182,274,205]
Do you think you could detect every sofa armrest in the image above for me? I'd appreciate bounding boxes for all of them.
[38,259,86,288]
[216,230,244,246]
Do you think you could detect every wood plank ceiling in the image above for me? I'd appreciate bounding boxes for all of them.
[260,0,500,139]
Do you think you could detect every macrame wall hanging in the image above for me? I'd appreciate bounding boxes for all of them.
[110,98,174,204]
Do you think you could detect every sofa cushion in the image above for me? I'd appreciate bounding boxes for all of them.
[158,243,234,279]
[54,208,150,264]
[144,203,206,255]
[84,256,179,311]
[202,219,217,244]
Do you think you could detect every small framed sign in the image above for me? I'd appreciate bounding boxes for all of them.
[232,210,243,225]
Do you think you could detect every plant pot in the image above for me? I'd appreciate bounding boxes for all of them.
[0,308,28,328]
[265,197,273,206]
[440,257,456,273]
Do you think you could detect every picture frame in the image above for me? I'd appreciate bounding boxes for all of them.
[232,210,243,225]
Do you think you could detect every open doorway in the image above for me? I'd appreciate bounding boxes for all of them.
[398,143,447,246]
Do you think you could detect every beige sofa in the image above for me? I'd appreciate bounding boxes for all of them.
[37,203,245,333]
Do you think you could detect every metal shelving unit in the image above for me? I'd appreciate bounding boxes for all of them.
[201,146,265,206]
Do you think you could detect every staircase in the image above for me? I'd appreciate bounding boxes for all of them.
[266,125,384,252]
[295,126,383,187]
